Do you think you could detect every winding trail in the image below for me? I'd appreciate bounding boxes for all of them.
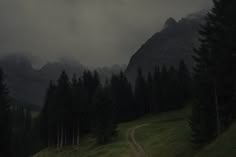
[127,124,150,157]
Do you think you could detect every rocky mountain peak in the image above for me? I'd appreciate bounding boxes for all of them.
[164,17,177,29]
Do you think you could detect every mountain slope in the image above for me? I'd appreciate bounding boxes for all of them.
[126,13,205,81]
[0,55,125,106]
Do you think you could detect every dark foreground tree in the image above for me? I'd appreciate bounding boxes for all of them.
[0,68,11,157]
[110,72,135,122]
[178,60,192,104]
[40,81,56,147]
[134,68,148,116]
[191,0,236,144]
[11,106,33,157]
[149,67,162,113]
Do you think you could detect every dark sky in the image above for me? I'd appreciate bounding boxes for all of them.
[0,0,212,67]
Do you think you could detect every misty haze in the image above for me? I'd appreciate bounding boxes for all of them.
[1,0,236,157]
[0,0,211,66]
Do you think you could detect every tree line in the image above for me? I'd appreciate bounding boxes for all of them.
[39,60,192,148]
[0,68,42,157]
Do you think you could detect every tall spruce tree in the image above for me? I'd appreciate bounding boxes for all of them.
[93,85,117,144]
[178,60,192,104]
[160,65,170,111]
[167,66,181,110]
[134,68,148,116]
[56,70,72,146]
[40,81,56,147]
[151,66,162,113]
[110,72,135,122]
[147,72,153,112]
[191,0,236,144]
[71,74,81,145]
[0,68,11,157]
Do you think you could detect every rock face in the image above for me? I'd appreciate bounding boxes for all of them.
[164,17,177,29]
[126,13,205,82]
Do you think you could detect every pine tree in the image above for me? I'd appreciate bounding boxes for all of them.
[0,68,11,157]
[40,81,56,147]
[56,70,72,146]
[134,68,148,116]
[81,70,100,133]
[178,60,192,104]
[147,72,153,113]
[93,86,117,144]
[71,74,80,145]
[11,105,25,157]
[151,66,162,113]
[191,0,236,144]
[160,65,170,111]
[23,109,32,156]
[110,72,134,122]
[167,66,181,110]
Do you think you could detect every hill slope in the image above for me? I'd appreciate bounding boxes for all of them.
[34,107,236,157]
[34,108,195,157]
[194,122,236,157]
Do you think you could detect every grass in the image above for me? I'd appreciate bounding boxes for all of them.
[194,121,236,157]
[34,107,193,157]
[33,106,236,157]
[134,107,198,157]
[34,134,131,157]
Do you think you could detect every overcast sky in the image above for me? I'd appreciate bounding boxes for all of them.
[0,0,212,67]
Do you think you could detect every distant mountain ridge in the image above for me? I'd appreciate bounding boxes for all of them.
[0,54,125,106]
[126,11,206,81]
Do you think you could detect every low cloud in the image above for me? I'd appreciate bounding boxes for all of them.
[0,0,212,66]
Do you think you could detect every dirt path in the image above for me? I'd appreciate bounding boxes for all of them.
[127,124,150,157]
[126,117,186,157]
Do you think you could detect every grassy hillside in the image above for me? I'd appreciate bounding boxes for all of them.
[33,107,236,157]
[135,116,196,157]
[194,122,236,157]
[34,108,193,157]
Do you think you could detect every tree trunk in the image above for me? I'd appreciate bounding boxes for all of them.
[65,128,67,146]
[48,138,50,148]
[60,125,64,148]
[72,125,75,145]
[57,124,60,149]
[77,127,80,157]
[214,80,221,135]
[76,127,80,145]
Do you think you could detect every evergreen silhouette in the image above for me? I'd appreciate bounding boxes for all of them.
[0,68,11,157]
[191,0,236,144]
[38,62,192,149]
[93,85,117,144]
[134,68,148,116]
[110,72,135,122]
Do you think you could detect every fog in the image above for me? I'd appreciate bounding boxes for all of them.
[0,0,212,66]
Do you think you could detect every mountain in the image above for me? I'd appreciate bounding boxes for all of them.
[126,12,206,82]
[0,54,124,106]
[0,55,86,106]
[94,64,127,82]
